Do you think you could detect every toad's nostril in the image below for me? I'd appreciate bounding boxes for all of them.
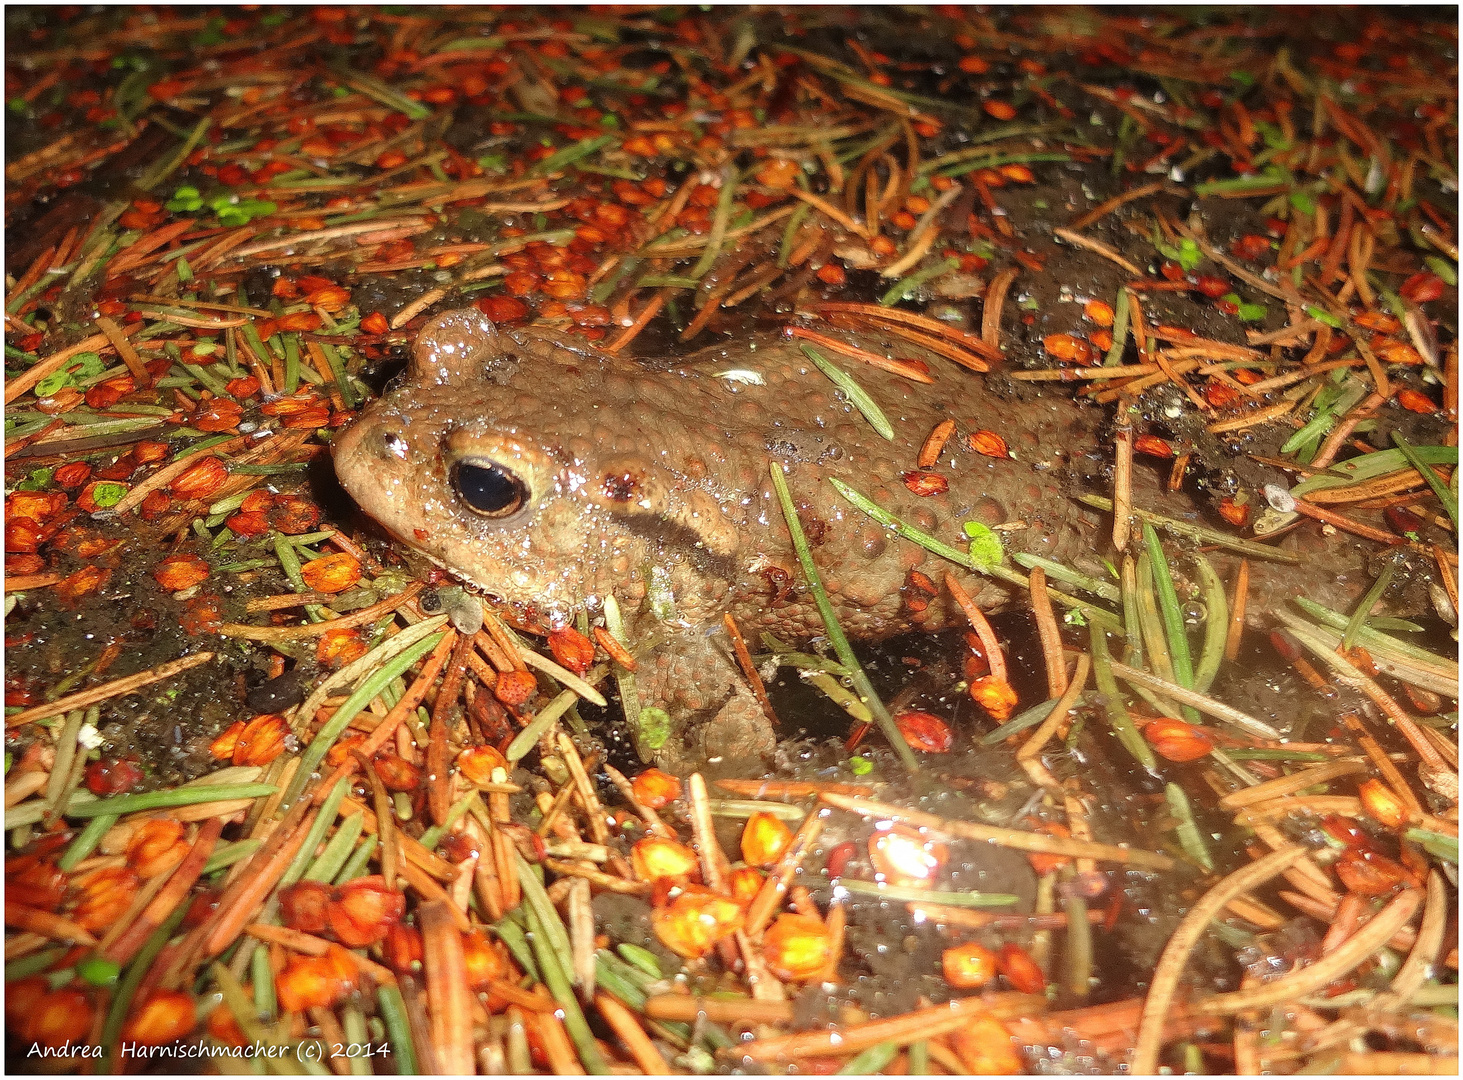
[382,431,408,459]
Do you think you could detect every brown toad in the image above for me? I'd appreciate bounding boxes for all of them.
[332,309,1382,764]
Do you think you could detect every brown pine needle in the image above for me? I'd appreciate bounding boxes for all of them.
[1112,421,1133,553]
[982,267,1018,348]
[724,612,778,728]
[1339,711,1426,817]
[244,590,339,613]
[3,573,64,593]
[725,991,1042,1062]
[1028,566,1067,699]
[868,319,995,372]
[1067,180,1167,231]
[943,572,1007,682]
[421,901,476,1075]
[603,763,674,839]
[745,810,826,935]
[6,651,217,728]
[1053,227,1144,276]
[1216,760,1368,811]
[4,904,98,947]
[818,791,1173,870]
[606,289,670,354]
[1289,498,1401,545]
[1200,888,1422,1015]
[1133,846,1309,1073]
[789,186,870,237]
[1108,661,1279,739]
[218,581,425,641]
[1224,559,1249,662]
[95,314,153,386]
[1018,654,1091,764]
[204,805,316,958]
[597,993,672,1074]
[816,300,1003,362]
[713,778,876,799]
[591,626,637,671]
[1010,362,1162,382]
[104,817,224,966]
[786,325,936,382]
[645,994,861,1026]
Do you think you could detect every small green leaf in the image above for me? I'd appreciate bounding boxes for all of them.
[1405,827,1458,864]
[1304,305,1344,328]
[1152,228,1183,262]
[16,468,54,492]
[849,756,873,776]
[962,521,1005,571]
[616,943,661,977]
[1254,121,1290,150]
[1237,301,1268,321]
[1425,256,1457,286]
[1288,190,1316,214]
[78,955,121,987]
[637,707,670,751]
[34,370,73,397]
[88,482,130,509]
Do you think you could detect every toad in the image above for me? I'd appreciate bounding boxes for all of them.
[333,309,1386,765]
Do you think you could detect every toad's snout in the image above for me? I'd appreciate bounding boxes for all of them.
[332,409,412,505]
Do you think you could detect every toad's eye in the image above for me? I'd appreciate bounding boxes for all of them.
[451,460,528,518]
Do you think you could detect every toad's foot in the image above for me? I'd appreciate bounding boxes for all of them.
[636,630,775,771]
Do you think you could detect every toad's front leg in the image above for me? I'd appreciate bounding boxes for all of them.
[634,630,775,771]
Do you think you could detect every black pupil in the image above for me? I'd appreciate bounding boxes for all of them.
[453,461,525,517]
